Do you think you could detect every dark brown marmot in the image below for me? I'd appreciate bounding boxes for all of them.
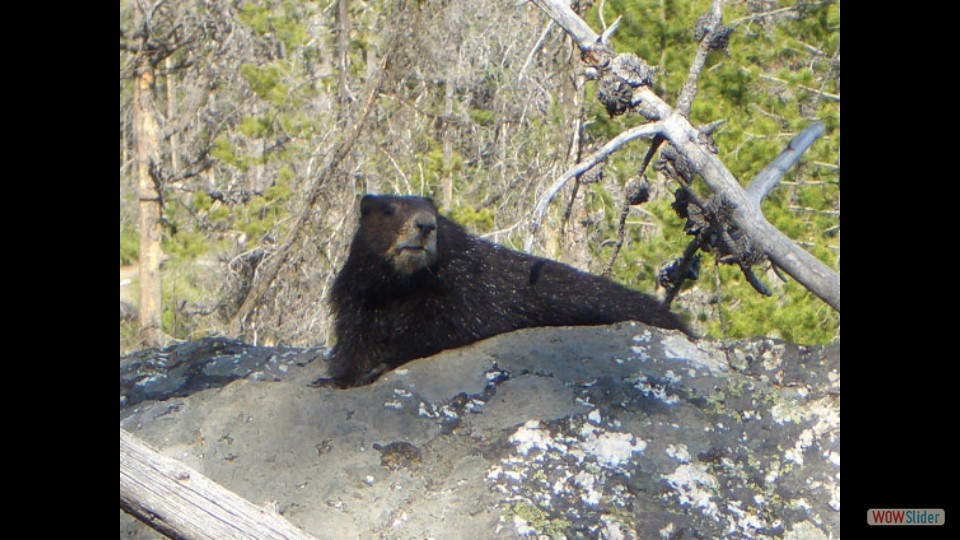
[328,194,691,386]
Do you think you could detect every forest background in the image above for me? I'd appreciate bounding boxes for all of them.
[119,0,840,353]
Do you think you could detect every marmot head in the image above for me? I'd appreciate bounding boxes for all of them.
[356,195,439,275]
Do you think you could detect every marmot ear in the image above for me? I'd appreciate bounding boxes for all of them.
[360,194,379,215]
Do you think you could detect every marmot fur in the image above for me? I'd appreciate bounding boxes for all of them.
[329,194,691,386]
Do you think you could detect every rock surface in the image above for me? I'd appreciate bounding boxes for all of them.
[120,323,840,539]
[120,337,326,410]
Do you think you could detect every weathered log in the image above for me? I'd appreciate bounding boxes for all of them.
[120,429,316,540]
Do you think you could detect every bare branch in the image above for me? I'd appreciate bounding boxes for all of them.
[729,5,795,25]
[729,2,837,26]
[518,21,554,83]
[746,121,825,203]
[759,74,840,102]
[676,0,725,116]
[741,263,773,296]
[528,0,607,52]
[600,16,622,44]
[524,122,663,252]
[663,238,703,307]
[603,178,648,277]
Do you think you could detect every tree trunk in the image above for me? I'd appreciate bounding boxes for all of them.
[166,56,179,176]
[441,76,454,210]
[134,55,163,347]
[337,0,351,110]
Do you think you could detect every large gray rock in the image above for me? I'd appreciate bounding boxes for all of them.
[120,323,839,539]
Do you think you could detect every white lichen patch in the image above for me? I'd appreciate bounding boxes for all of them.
[383,400,403,410]
[725,500,767,536]
[785,429,815,466]
[392,388,412,398]
[807,396,840,438]
[663,463,720,518]
[630,346,651,361]
[464,399,485,412]
[135,374,165,387]
[784,521,830,540]
[665,443,691,463]
[552,470,573,494]
[663,335,728,374]
[632,331,652,343]
[509,420,567,457]
[580,421,599,439]
[572,471,601,505]
[659,522,676,539]
[600,515,628,540]
[489,414,652,535]
[504,469,524,481]
[784,447,803,466]
[765,464,780,486]
[418,402,438,418]
[440,405,460,419]
[828,484,840,511]
[633,376,679,405]
[582,431,646,467]
[512,515,537,536]
[664,370,681,383]
[760,343,787,371]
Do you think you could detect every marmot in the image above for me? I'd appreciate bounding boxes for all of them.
[328,194,691,387]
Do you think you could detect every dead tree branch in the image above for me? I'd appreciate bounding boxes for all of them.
[518,20,554,83]
[676,0,728,116]
[746,122,825,202]
[526,0,839,311]
[524,122,663,252]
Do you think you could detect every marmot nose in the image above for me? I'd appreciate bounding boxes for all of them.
[414,217,437,235]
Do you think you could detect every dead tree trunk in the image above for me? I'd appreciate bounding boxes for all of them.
[120,429,317,540]
[134,51,163,347]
